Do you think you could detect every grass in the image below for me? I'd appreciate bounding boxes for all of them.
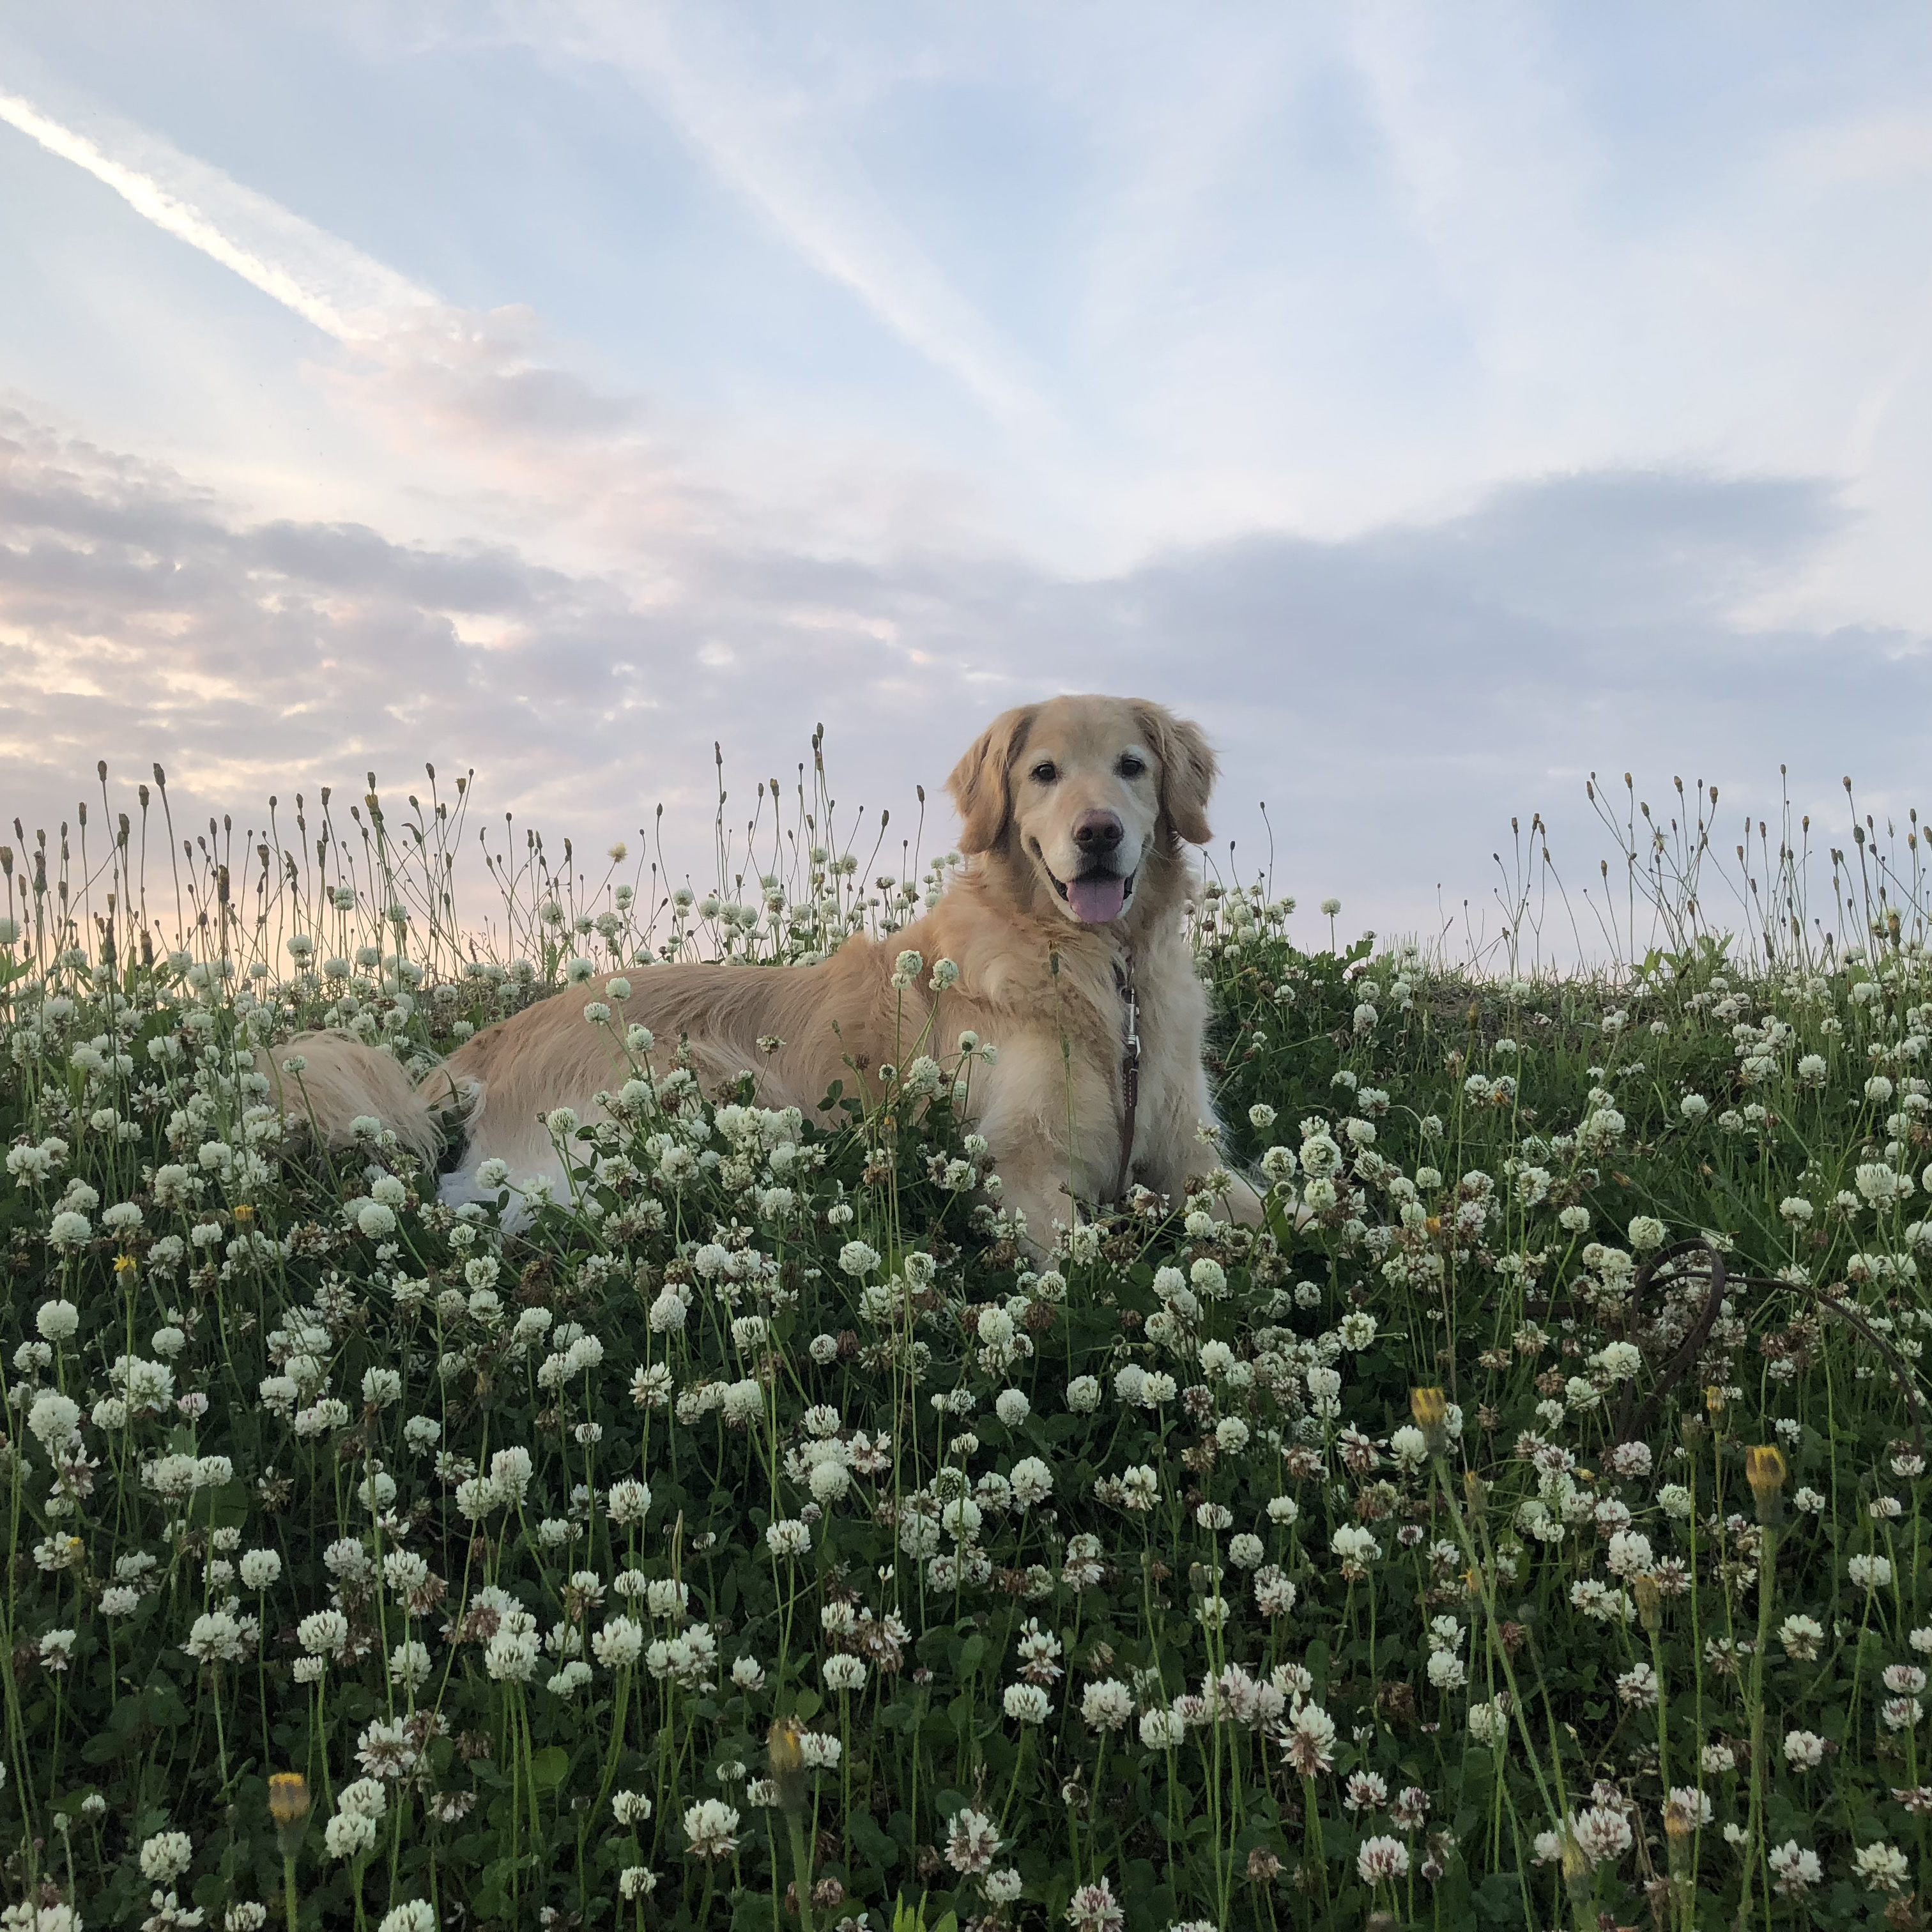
[1,756,1930,1931]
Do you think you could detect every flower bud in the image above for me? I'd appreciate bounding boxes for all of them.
[1745,1444,1788,1526]
[269,1772,312,1856]
[1409,1386,1450,1456]
[1633,1573,1662,1634]
[767,1718,807,1814]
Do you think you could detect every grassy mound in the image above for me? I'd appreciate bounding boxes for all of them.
[1,810,1928,1931]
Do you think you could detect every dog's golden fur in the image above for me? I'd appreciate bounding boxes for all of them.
[276,695,1259,1243]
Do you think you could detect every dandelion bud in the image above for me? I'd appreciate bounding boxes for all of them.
[1462,1470,1487,1519]
[1633,1573,1662,1634]
[1704,1384,1725,1418]
[269,1772,312,1855]
[767,1717,808,1814]
[1745,1444,1788,1526]
[1409,1386,1450,1456]
[1558,1826,1591,1897]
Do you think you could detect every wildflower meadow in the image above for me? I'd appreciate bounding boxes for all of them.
[3,757,1931,1932]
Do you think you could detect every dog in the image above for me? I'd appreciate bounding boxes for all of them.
[277,694,1262,1246]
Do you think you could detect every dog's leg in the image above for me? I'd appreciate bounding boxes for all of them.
[1219,1172,1268,1226]
[992,1168,1077,1259]
[968,1034,1117,1259]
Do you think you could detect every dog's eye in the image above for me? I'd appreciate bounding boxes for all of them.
[1030,761,1058,785]
[1117,754,1146,779]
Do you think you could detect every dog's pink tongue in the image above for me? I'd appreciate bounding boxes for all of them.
[1067,874,1128,923]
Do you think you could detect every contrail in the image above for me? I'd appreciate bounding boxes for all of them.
[0,86,437,342]
[562,14,1052,435]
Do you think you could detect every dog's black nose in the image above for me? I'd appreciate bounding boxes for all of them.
[1073,811,1123,855]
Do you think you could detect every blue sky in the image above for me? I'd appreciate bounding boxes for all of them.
[4,4,1932,950]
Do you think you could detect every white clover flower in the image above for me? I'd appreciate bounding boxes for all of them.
[1003,1682,1050,1724]
[183,1611,249,1666]
[485,1626,540,1683]
[1284,1699,1336,1774]
[1139,1708,1185,1750]
[36,1299,80,1342]
[1850,1553,1893,1590]
[1782,1729,1826,1769]
[1357,1835,1409,1883]
[940,1497,983,1541]
[1606,1530,1652,1578]
[1856,1162,1904,1206]
[48,1210,91,1248]
[594,1618,645,1669]
[377,1905,436,1932]
[388,1641,431,1692]
[1190,1257,1228,1299]
[27,1391,80,1449]
[1009,1457,1054,1509]
[234,1548,280,1591]
[682,1798,740,1862]
[1333,1524,1379,1568]
[298,1609,349,1659]
[141,1832,194,1882]
[361,1367,402,1407]
[1466,1698,1508,1746]
[1768,1843,1821,1894]
[324,1810,380,1861]
[1568,1806,1633,1867]
[1597,1340,1643,1383]
[976,1306,1015,1351]
[1082,1680,1133,1731]
[1259,1144,1299,1187]
[1853,1842,1909,1892]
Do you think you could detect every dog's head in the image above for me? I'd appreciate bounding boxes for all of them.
[946,694,1216,924]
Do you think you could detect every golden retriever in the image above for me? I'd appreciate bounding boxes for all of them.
[278,694,1261,1246]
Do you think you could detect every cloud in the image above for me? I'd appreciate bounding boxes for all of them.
[6,389,1923,959]
[0,402,1002,877]
[0,81,734,572]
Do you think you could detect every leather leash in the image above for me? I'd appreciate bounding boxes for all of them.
[1112,952,1140,1202]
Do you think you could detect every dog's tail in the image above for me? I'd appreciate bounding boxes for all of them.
[268,1032,464,1167]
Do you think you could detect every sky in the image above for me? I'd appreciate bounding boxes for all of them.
[5,3,1932,956]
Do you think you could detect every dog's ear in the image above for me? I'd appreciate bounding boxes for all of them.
[1134,702,1216,847]
[947,704,1038,853]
